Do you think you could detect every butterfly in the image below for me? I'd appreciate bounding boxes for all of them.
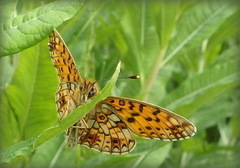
[48,29,196,154]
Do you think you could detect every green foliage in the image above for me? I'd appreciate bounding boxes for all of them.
[0,0,239,167]
[0,0,84,57]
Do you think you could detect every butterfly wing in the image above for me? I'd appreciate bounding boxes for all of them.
[49,30,87,147]
[78,103,136,154]
[103,96,196,141]
[48,29,82,83]
[48,29,83,117]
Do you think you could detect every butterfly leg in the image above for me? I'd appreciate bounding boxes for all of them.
[67,119,89,147]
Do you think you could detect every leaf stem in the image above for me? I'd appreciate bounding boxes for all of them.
[143,46,167,101]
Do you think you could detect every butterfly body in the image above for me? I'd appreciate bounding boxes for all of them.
[48,29,196,154]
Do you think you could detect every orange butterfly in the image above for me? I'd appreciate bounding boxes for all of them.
[48,29,196,154]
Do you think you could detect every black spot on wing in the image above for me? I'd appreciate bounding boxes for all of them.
[139,104,145,112]
[128,101,134,110]
[131,112,140,116]
[127,117,135,123]
[152,109,161,115]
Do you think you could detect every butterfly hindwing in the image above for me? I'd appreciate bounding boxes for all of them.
[56,82,81,118]
[78,103,136,154]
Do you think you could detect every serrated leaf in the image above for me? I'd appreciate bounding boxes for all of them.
[0,0,84,57]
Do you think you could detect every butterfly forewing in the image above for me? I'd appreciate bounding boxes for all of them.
[49,29,82,83]
[103,97,196,141]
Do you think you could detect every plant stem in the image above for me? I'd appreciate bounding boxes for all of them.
[143,46,167,101]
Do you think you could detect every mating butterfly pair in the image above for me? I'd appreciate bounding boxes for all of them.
[48,29,196,154]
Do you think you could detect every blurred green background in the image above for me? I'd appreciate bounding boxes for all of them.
[0,0,239,167]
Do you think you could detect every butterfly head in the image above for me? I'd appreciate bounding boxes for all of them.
[80,80,99,104]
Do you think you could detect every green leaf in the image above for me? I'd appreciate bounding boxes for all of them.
[0,40,58,149]
[137,143,172,168]
[84,155,140,168]
[29,135,65,168]
[0,138,36,163]
[164,1,237,65]
[162,58,240,117]
[0,61,120,163]
[193,91,238,130]
[0,0,84,57]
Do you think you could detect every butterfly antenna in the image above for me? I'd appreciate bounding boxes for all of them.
[95,75,140,83]
[118,75,140,80]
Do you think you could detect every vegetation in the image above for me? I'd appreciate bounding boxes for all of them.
[0,0,239,167]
